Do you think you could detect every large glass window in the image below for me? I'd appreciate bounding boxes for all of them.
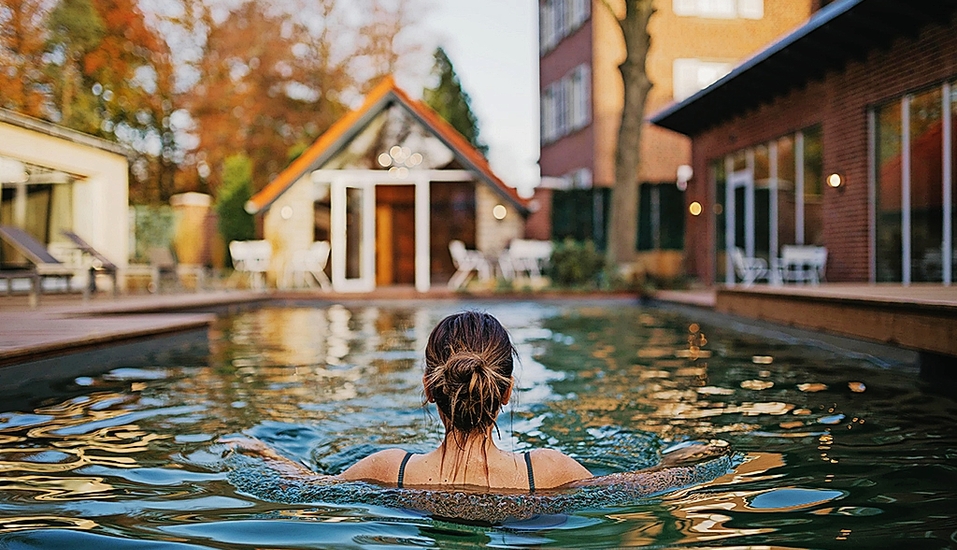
[777,135,797,247]
[638,183,685,251]
[754,144,770,261]
[875,100,903,281]
[910,87,944,282]
[712,160,727,282]
[803,125,824,245]
[951,82,957,278]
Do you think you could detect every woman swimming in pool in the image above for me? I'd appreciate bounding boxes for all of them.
[227,311,726,498]
[339,310,591,491]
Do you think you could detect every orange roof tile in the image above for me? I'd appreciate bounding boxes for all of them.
[246,76,528,215]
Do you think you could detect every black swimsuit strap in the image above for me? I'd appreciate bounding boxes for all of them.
[524,451,536,493]
[397,451,413,488]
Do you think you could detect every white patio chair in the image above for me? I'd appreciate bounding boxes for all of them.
[447,240,491,289]
[774,245,827,285]
[281,241,332,291]
[229,240,272,291]
[499,239,553,281]
[731,247,768,287]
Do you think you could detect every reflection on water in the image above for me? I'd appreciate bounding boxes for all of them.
[0,301,955,548]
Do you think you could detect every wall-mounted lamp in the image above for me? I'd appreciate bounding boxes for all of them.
[826,172,845,192]
[688,201,702,216]
[676,164,693,191]
[492,204,507,220]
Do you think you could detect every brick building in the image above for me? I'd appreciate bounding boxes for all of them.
[652,0,957,285]
[531,0,811,275]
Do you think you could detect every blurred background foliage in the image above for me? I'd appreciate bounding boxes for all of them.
[0,0,432,204]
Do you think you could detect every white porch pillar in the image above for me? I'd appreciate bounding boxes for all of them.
[329,177,347,291]
[414,174,431,292]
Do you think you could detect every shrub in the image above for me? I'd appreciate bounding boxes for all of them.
[130,205,175,263]
[549,239,605,287]
[215,154,255,263]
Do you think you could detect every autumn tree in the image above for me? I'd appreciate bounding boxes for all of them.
[603,0,655,268]
[423,47,487,156]
[351,0,425,95]
[0,0,53,117]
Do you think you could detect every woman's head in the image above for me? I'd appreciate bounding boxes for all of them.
[424,311,516,439]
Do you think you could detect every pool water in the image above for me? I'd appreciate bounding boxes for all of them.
[1,300,956,548]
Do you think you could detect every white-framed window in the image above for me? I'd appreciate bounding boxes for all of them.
[673,0,763,19]
[673,58,733,102]
[541,63,592,144]
[569,64,591,129]
[540,0,591,54]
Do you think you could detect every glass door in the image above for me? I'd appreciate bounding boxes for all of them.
[725,150,755,284]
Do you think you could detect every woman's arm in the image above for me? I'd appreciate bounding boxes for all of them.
[566,441,731,489]
[222,437,340,482]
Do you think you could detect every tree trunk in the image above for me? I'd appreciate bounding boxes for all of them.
[606,0,655,268]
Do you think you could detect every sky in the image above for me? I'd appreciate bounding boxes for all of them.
[404,1,540,196]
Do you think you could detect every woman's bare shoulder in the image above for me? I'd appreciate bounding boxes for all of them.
[528,448,592,488]
[339,448,408,483]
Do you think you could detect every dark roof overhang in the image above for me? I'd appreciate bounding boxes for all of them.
[650,0,957,136]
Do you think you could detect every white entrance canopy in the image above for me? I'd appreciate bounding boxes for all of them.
[309,169,474,293]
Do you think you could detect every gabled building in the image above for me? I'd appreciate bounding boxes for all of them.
[533,0,811,275]
[651,0,957,285]
[0,109,129,287]
[246,77,529,292]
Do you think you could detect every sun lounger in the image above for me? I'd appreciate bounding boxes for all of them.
[0,225,77,306]
[61,230,119,296]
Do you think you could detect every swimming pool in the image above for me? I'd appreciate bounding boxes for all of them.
[0,299,955,548]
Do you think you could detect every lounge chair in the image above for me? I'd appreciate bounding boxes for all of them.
[61,230,119,296]
[0,225,77,306]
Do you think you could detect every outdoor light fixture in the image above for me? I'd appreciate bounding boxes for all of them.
[492,204,507,220]
[280,205,294,220]
[689,201,703,216]
[676,164,693,192]
[826,172,845,191]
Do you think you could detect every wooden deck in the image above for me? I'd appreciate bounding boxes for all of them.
[715,283,957,361]
[0,291,272,366]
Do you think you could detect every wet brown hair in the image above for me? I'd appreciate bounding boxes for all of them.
[423,311,516,443]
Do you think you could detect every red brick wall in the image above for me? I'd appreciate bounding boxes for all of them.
[525,187,554,240]
[540,16,595,179]
[686,13,957,284]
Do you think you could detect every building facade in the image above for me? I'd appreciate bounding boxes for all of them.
[534,0,812,273]
[652,0,957,285]
[0,109,130,289]
[247,78,528,292]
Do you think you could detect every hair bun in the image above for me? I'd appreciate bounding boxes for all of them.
[444,351,484,385]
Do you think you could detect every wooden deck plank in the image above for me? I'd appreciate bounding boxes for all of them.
[716,283,957,359]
